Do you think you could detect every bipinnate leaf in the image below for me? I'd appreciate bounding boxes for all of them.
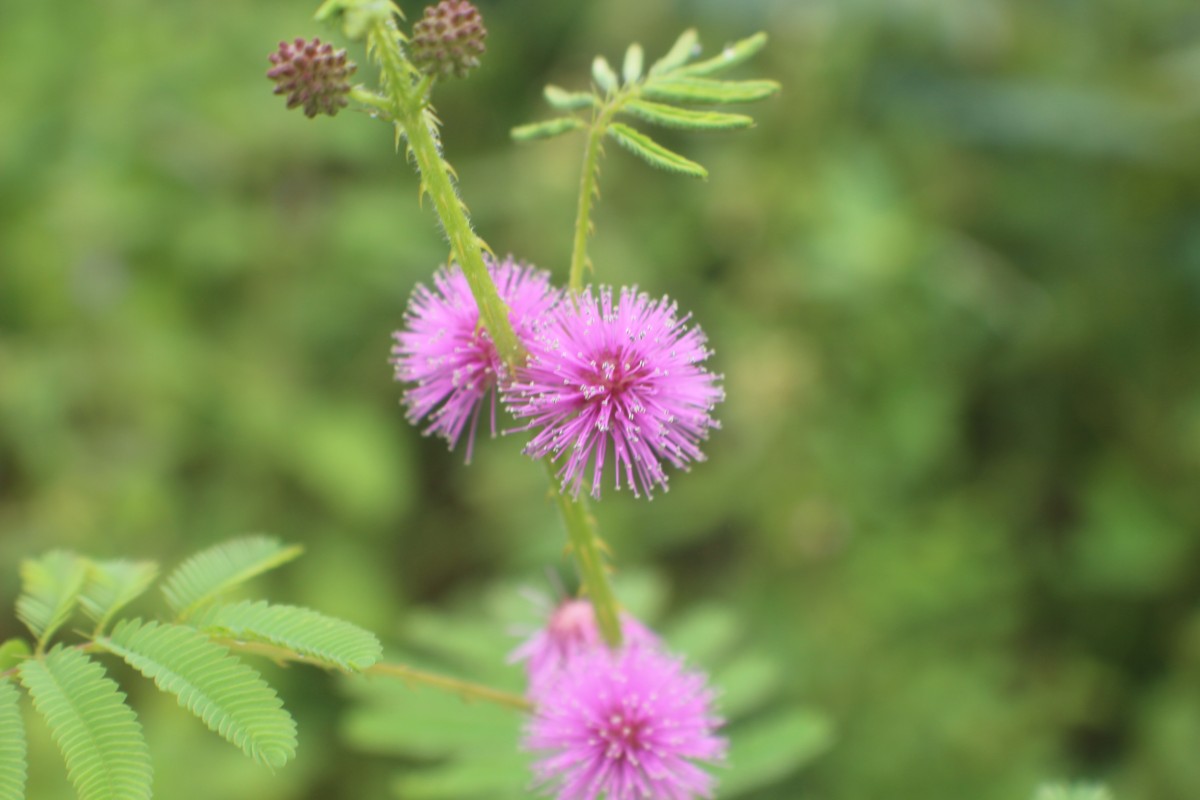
[193,600,382,671]
[606,123,708,178]
[18,647,152,800]
[104,619,297,769]
[79,560,159,632]
[677,32,768,77]
[543,85,594,111]
[511,117,585,142]
[162,535,303,619]
[642,77,780,105]
[650,28,699,76]
[17,551,87,646]
[623,100,753,131]
[0,680,26,800]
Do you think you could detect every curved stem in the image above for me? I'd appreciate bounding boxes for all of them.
[569,123,605,293]
[219,638,533,713]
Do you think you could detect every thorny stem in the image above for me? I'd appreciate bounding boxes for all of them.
[569,96,625,294]
[366,16,522,366]
[364,12,625,648]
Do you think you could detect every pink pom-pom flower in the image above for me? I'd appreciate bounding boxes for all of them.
[506,286,724,498]
[524,644,727,800]
[391,257,558,461]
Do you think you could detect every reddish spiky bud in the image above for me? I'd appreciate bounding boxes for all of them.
[267,37,357,118]
[409,1,487,80]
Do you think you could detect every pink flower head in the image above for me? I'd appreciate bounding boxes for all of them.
[525,645,727,800]
[506,287,724,498]
[392,256,558,461]
[510,598,660,696]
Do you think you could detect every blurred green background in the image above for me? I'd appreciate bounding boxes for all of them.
[3,0,1200,798]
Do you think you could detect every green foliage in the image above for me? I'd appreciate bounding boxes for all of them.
[103,619,297,769]
[0,680,26,800]
[1034,785,1113,800]
[606,122,708,178]
[18,647,152,800]
[79,560,159,634]
[192,600,382,671]
[16,552,87,648]
[161,536,303,620]
[0,642,30,674]
[512,27,777,180]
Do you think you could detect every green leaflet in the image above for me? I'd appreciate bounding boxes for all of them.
[105,619,297,769]
[591,56,618,93]
[649,28,699,76]
[16,551,87,647]
[193,600,382,672]
[162,535,303,619]
[623,100,753,131]
[642,77,781,105]
[606,123,708,179]
[511,117,585,142]
[0,680,26,800]
[677,32,769,77]
[622,43,644,85]
[18,648,152,800]
[79,559,159,633]
[543,85,595,111]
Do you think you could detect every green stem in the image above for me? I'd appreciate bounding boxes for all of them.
[547,464,622,647]
[569,123,604,293]
[367,18,521,365]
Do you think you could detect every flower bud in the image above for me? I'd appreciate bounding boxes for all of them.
[267,37,357,118]
[409,1,487,80]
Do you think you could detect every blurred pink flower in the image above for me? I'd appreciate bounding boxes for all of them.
[525,644,726,800]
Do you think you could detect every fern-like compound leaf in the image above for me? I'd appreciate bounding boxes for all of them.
[642,77,780,106]
[79,560,159,633]
[511,117,586,142]
[606,122,708,179]
[623,100,754,131]
[650,28,699,76]
[193,600,383,672]
[16,551,87,647]
[0,679,26,800]
[543,85,595,111]
[104,619,297,769]
[677,32,768,77]
[18,647,152,800]
[162,535,303,620]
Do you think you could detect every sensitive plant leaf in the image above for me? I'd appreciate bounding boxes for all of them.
[0,641,30,673]
[104,619,297,769]
[677,32,768,77]
[0,680,26,800]
[511,117,585,142]
[650,28,699,76]
[623,100,753,130]
[543,85,595,111]
[162,536,303,619]
[642,77,781,105]
[606,122,708,178]
[79,560,159,632]
[193,600,382,671]
[592,56,618,93]
[622,43,644,85]
[18,647,152,800]
[16,551,87,646]
[721,709,833,797]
